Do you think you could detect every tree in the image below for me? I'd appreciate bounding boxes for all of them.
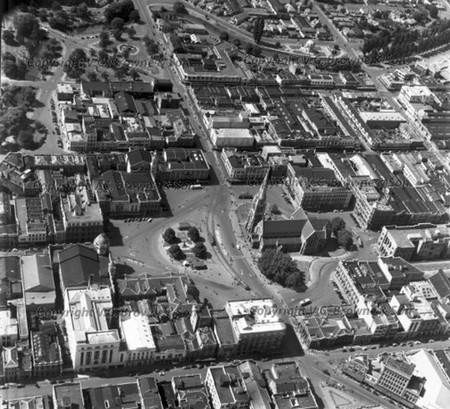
[126,26,136,38]
[52,1,62,11]
[3,30,16,45]
[219,32,229,41]
[233,39,241,47]
[87,72,98,81]
[168,244,185,260]
[111,28,122,41]
[13,13,40,43]
[99,31,110,48]
[337,230,353,250]
[275,41,281,48]
[285,271,305,291]
[252,45,262,57]
[270,204,280,214]
[173,2,187,14]
[17,130,35,149]
[64,48,87,79]
[163,228,178,244]
[1,53,27,80]
[1,106,27,135]
[326,217,346,236]
[258,249,304,291]
[104,0,136,22]
[49,10,70,31]
[129,9,140,22]
[130,69,139,80]
[187,227,201,243]
[253,17,264,44]
[186,285,200,301]
[193,243,208,259]
[122,47,130,59]
[428,5,438,19]
[111,17,125,30]
[98,49,109,61]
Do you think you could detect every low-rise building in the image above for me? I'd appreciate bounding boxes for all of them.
[172,374,211,409]
[52,383,85,409]
[265,361,318,409]
[21,254,56,311]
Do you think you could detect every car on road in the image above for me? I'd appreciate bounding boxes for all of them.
[299,298,312,307]
[159,371,165,376]
[147,218,153,222]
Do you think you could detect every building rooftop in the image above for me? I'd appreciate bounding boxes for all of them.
[121,314,156,351]
[53,383,84,409]
[226,299,286,335]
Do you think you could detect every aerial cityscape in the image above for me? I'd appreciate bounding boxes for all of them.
[0,0,450,408]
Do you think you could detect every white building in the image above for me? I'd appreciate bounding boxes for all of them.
[64,287,121,371]
[225,299,286,356]
[0,310,18,348]
[120,313,157,366]
[210,128,254,148]
[408,349,450,409]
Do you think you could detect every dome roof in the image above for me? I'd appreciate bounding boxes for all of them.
[94,233,110,247]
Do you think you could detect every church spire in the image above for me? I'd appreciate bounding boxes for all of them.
[245,169,270,234]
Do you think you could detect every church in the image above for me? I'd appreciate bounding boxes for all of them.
[245,171,330,254]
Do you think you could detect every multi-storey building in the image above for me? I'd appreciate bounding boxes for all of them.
[60,186,104,243]
[64,287,121,371]
[205,366,250,409]
[152,149,210,182]
[375,356,416,398]
[224,299,286,356]
[377,257,424,290]
[389,294,441,338]
[94,170,162,218]
[0,346,20,382]
[286,163,353,211]
[120,312,157,367]
[221,150,269,183]
[0,310,18,348]
[31,326,63,378]
[332,260,391,307]
[377,224,450,261]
